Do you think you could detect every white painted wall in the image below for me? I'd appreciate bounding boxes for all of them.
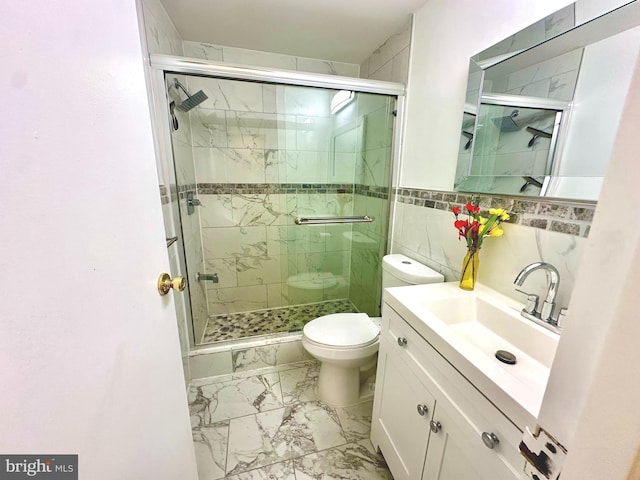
[0,1,197,478]
[542,50,640,478]
[401,0,573,189]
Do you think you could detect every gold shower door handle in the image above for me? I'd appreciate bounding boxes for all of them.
[157,273,186,296]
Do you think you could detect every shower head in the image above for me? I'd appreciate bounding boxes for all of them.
[491,109,520,132]
[172,78,208,112]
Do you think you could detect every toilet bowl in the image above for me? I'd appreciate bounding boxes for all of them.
[302,312,380,407]
[301,254,445,407]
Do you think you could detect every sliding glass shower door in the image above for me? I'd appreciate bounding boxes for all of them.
[165,72,396,345]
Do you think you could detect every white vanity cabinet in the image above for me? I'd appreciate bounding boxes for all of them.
[371,304,525,480]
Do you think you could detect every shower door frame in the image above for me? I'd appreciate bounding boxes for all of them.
[146,54,407,349]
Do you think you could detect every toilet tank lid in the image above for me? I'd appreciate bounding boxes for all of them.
[382,254,444,284]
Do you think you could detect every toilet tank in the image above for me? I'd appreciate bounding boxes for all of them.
[381,254,444,288]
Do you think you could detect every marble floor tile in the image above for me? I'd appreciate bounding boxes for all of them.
[226,401,346,476]
[293,440,393,480]
[279,364,320,405]
[224,460,295,480]
[189,373,283,425]
[288,401,346,453]
[192,421,229,480]
[335,401,374,443]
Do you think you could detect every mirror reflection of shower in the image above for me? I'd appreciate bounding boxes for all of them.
[456,96,564,196]
[164,73,396,346]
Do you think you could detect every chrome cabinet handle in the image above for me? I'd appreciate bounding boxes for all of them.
[481,432,500,449]
[397,337,408,347]
[430,420,441,433]
[417,404,428,416]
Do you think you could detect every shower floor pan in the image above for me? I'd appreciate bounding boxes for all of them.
[200,299,358,345]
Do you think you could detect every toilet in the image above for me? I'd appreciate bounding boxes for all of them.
[302,254,444,406]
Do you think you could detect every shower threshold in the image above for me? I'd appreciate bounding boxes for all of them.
[200,299,358,345]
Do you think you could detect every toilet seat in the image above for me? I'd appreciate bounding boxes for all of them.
[303,313,380,349]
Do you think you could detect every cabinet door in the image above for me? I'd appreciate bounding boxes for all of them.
[422,402,519,480]
[373,341,436,480]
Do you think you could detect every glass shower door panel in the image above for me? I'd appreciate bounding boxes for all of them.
[164,73,209,345]
[348,94,395,317]
[278,84,355,312]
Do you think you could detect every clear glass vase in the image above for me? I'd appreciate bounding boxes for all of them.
[459,247,480,291]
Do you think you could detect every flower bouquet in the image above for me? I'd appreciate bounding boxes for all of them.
[452,202,509,290]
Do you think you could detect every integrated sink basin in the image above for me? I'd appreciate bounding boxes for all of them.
[384,281,561,429]
[421,294,557,369]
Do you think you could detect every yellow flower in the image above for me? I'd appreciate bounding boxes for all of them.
[488,227,504,237]
[489,208,510,221]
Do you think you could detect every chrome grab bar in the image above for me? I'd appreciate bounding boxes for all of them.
[294,215,374,225]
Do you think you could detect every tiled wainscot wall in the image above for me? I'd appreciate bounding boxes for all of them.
[391,189,594,312]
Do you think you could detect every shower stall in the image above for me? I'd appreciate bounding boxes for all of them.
[151,56,404,348]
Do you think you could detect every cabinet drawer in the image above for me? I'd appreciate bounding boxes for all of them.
[383,304,525,476]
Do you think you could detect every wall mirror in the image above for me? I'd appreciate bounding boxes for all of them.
[455,1,640,201]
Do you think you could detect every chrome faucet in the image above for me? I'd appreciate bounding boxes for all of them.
[514,262,561,330]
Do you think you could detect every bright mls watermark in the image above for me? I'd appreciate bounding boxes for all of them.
[0,456,77,479]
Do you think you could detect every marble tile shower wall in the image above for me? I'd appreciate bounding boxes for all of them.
[183,77,358,320]
[141,0,184,56]
[183,41,360,77]
[360,19,412,84]
[392,189,593,314]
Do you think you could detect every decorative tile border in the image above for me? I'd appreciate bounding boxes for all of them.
[354,184,389,199]
[159,185,170,205]
[195,183,389,198]
[197,182,354,195]
[161,182,391,205]
[394,188,595,238]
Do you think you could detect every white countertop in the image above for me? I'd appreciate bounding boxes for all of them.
[383,282,560,431]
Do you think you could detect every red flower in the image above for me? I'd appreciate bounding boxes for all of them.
[466,203,480,214]
[454,219,469,230]
[452,199,507,249]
